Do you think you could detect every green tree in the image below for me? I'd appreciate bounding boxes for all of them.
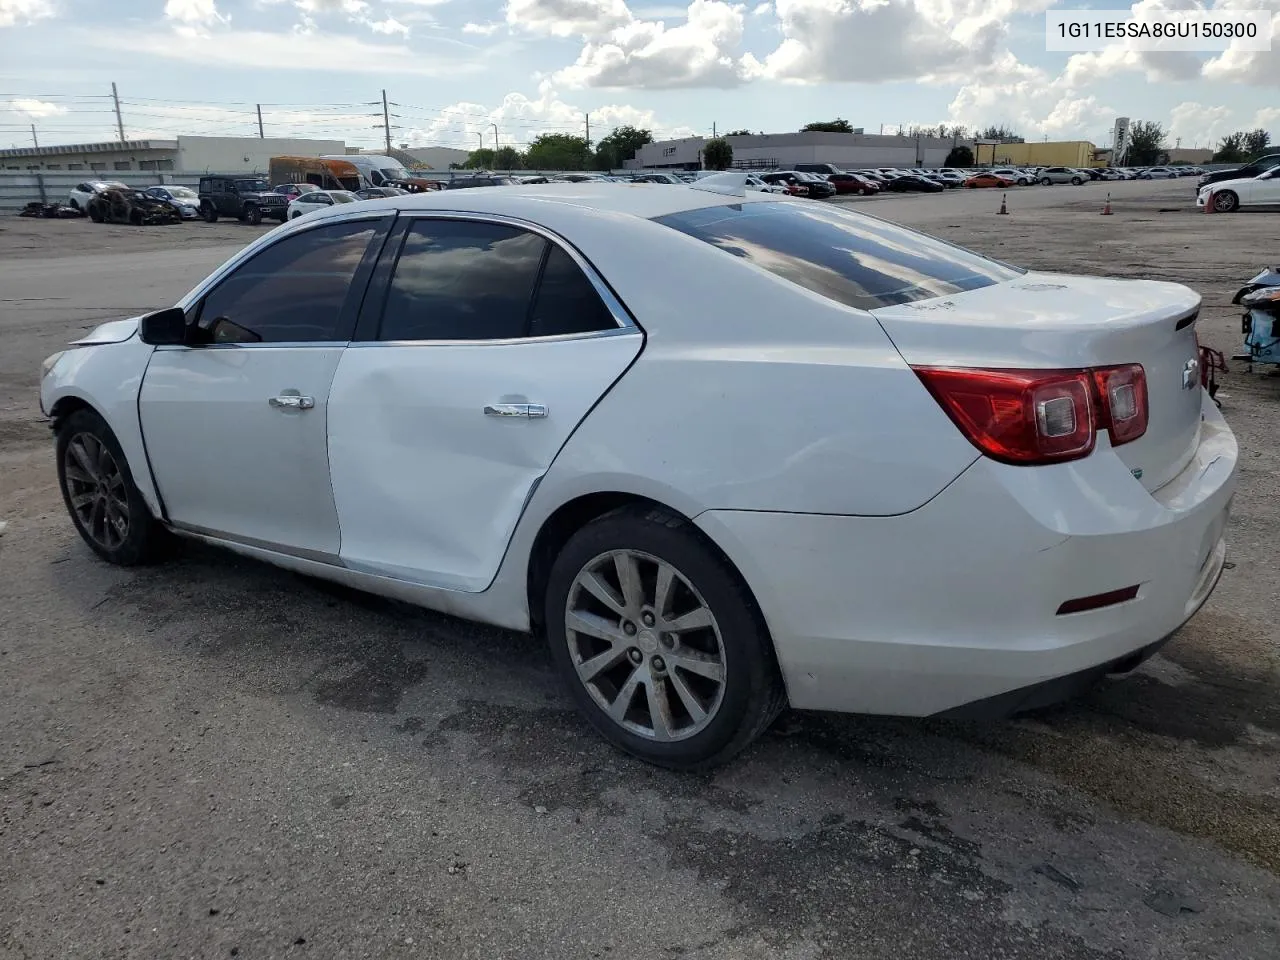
[944,145,974,167]
[1213,132,1247,163]
[801,118,854,133]
[1245,128,1272,157]
[702,137,733,170]
[525,133,592,170]
[463,148,495,169]
[724,129,753,137]
[494,145,524,170]
[1126,120,1166,166]
[977,125,1021,142]
[592,125,653,170]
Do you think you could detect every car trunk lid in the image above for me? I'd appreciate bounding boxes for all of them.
[871,271,1203,492]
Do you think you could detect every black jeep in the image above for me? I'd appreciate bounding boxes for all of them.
[198,175,288,225]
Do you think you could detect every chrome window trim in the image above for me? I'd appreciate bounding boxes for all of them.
[174,210,396,311]
[153,341,349,352]
[381,209,638,340]
[346,326,640,348]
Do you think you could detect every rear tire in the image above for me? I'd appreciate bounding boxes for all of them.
[56,409,170,566]
[202,204,218,223]
[1040,177,1051,185]
[545,505,786,771]
[1071,176,1083,185]
[88,202,105,223]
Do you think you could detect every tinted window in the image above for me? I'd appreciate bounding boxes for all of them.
[529,246,617,338]
[197,220,378,343]
[379,220,546,341]
[653,201,1024,311]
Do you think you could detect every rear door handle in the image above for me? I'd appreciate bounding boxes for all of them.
[484,403,547,419]
[269,395,315,410]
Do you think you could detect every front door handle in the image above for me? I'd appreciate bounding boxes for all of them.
[269,395,315,410]
[484,403,547,419]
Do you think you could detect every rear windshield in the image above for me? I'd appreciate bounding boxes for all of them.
[653,201,1024,310]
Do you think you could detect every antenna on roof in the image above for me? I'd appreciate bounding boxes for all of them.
[689,172,747,197]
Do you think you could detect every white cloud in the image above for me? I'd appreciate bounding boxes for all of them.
[1168,101,1235,146]
[462,20,503,33]
[7,97,67,118]
[1201,10,1280,86]
[368,15,409,33]
[506,0,634,37]
[554,0,758,88]
[0,0,55,27]
[1253,107,1280,132]
[163,0,229,37]
[750,0,772,12]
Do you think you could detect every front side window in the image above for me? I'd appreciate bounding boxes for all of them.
[196,220,380,343]
[379,220,546,341]
[654,201,1023,311]
[236,179,269,192]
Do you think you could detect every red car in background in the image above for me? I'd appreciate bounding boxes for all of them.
[758,172,811,197]
[963,172,1016,189]
[826,172,880,196]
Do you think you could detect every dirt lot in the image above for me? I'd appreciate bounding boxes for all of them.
[1,181,1278,960]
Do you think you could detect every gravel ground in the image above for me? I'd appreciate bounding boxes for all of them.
[1,180,1278,960]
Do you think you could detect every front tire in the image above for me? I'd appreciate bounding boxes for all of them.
[1213,190,1239,213]
[56,409,169,566]
[1040,177,1051,185]
[545,506,786,770]
[1071,176,1083,185]
[244,204,263,226]
[202,204,218,223]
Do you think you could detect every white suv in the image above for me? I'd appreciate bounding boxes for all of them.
[1037,167,1086,185]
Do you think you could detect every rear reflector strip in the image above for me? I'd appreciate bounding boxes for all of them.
[1056,585,1140,616]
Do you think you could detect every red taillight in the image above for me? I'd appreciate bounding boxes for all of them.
[1091,363,1148,446]
[913,363,1148,466]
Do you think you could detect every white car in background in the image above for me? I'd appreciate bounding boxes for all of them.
[67,180,127,212]
[39,175,1236,770]
[1139,167,1179,179]
[745,175,787,194]
[1196,167,1280,212]
[287,189,358,220]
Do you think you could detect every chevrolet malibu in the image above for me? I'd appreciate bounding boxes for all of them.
[40,177,1237,769]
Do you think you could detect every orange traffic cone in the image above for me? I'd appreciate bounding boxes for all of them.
[1203,190,1215,214]
[997,193,1009,215]
[1101,193,1112,215]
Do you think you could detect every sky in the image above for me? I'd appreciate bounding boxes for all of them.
[0,0,1277,153]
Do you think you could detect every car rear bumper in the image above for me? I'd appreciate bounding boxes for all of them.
[695,390,1237,717]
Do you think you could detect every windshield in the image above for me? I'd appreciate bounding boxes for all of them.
[236,179,269,191]
[379,166,409,181]
[653,201,1025,311]
[168,187,197,199]
[331,191,357,203]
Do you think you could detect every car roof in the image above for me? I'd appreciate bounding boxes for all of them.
[344,182,776,222]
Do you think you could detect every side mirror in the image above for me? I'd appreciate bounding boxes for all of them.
[139,307,189,346]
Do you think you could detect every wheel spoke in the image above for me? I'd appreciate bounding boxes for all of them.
[575,645,628,683]
[578,570,627,617]
[566,610,627,645]
[69,440,98,482]
[107,472,126,493]
[668,671,708,724]
[663,606,714,633]
[653,561,675,619]
[669,650,724,682]
[613,552,643,612]
[65,464,95,486]
[607,667,643,723]
[70,491,97,509]
[89,496,107,543]
[645,676,676,741]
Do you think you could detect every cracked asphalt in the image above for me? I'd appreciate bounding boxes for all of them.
[1,180,1278,960]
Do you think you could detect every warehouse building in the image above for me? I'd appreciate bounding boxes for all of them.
[0,135,347,173]
[978,140,1105,168]
[628,131,974,171]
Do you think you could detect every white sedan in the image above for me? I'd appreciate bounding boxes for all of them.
[1196,168,1280,212]
[745,175,787,194]
[39,176,1237,769]
[67,180,127,212]
[287,189,358,220]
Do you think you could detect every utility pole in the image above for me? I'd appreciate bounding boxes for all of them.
[492,123,499,157]
[257,104,264,138]
[584,113,590,148]
[111,82,125,142]
[382,88,392,154]
[712,122,716,138]
[30,123,38,148]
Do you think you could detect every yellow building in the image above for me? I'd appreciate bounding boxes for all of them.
[977,140,1105,168]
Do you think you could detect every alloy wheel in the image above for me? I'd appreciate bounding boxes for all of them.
[565,550,727,742]
[64,432,130,551]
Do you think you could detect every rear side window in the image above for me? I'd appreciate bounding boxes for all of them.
[529,246,617,338]
[653,201,1023,311]
[379,220,546,340]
